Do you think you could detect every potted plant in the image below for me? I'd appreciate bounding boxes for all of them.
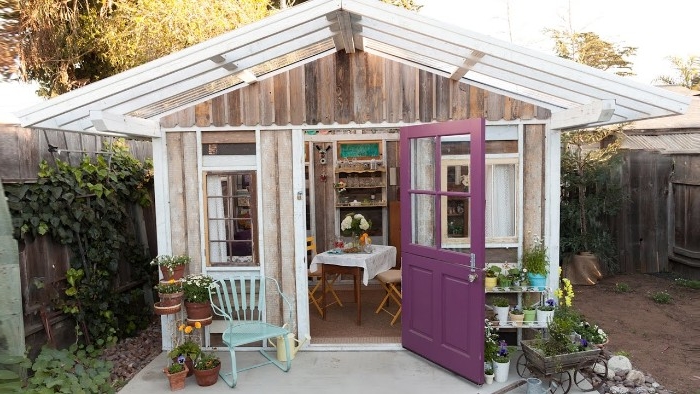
[484,365,494,384]
[484,266,499,289]
[155,279,184,313]
[484,319,498,380]
[491,296,510,326]
[537,297,556,325]
[193,352,222,387]
[163,362,188,391]
[522,235,548,289]
[182,274,215,324]
[509,306,524,327]
[522,304,537,324]
[168,340,201,377]
[152,254,191,280]
[492,340,510,382]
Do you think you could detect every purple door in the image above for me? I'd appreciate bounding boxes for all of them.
[399,119,486,385]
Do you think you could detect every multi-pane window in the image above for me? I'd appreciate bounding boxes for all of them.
[204,172,257,266]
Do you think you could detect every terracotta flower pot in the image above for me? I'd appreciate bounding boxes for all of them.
[160,265,186,281]
[158,291,184,307]
[171,357,194,377]
[163,366,188,391]
[194,363,221,387]
[184,301,213,320]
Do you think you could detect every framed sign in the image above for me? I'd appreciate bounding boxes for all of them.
[338,141,381,159]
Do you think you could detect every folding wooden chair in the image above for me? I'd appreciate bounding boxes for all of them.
[209,275,292,388]
[307,236,343,316]
[375,268,402,325]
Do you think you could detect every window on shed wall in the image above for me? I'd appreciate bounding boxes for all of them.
[204,172,258,267]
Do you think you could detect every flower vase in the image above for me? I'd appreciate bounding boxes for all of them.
[485,373,494,384]
[159,291,184,307]
[498,278,512,288]
[493,360,510,382]
[509,312,524,327]
[536,309,554,325]
[185,301,213,326]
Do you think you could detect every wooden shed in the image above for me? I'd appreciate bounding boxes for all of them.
[15,0,689,385]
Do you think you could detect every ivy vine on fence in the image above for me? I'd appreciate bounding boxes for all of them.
[5,139,155,346]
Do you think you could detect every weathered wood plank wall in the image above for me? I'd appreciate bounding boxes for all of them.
[616,151,672,274]
[668,154,700,279]
[161,52,549,128]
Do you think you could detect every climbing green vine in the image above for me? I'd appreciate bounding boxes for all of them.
[5,139,154,346]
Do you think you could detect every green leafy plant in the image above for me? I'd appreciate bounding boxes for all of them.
[26,344,113,393]
[493,340,510,363]
[674,278,700,289]
[182,274,214,303]
[5,139,154,346]
[560,128,624,273]
[614,282,631,293]
[0,353,31,392]
[194,352,221,371]
[166,363,185,374]
[484,266,500,278]
[484,319,499,363]
[484,365,493,375]
[650,290,672,304]
[168,340,201,361]
[491,296,510,308]
[521,235,549,276]
[510,307,523,315]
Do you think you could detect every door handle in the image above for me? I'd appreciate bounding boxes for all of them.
[468,253,478,282]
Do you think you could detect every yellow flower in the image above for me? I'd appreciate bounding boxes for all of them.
[194,322,202,329]
[168,279,175,284]
[178,324,186,332]
[184,326,193,334]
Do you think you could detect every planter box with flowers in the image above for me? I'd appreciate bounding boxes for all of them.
[152,254,191,280]
[182,274,215,325]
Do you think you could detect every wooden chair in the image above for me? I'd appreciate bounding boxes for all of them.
[374,268,402,325]
[209,275,292,388]
[307,236,343,316]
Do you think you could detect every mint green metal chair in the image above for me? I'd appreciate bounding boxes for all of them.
[209,275,292,388]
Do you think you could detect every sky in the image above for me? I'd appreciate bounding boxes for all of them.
[418,0,698,85]
[2,0,698,123]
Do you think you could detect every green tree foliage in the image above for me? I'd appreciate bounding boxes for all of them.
[547,29,637,76]
[654,55,700,90]
[560,127,624,272]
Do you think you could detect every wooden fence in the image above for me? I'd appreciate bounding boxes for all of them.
[614,150,700,279]
[0,125,156,352]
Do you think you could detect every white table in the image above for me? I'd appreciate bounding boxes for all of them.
[309,245,397,325]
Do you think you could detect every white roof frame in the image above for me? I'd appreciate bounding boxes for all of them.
[16,0,689,137]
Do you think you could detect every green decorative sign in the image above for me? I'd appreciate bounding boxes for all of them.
[339,142,381,159]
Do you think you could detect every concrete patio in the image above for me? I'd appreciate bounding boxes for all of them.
[119,348,592,394]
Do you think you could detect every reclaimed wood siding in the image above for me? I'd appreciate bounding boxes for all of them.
[162,52,549,128]
[260,130,295,326]
[165,132,202,273]
[522,124,545,249]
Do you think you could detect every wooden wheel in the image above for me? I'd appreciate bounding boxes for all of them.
[574,356,608,391]
[515,353,532,378]
[547,370,572,394]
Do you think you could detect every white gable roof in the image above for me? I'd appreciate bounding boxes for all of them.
[15,0,690,137]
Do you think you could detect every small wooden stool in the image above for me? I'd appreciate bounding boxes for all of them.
[375,269,402,325]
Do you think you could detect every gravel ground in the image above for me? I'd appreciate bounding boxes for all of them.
[101,321,163,391]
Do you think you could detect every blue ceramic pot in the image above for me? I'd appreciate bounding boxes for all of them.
[527,273,547,290]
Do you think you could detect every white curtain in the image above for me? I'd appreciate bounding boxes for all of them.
[485,164,516,238]
[207,175,227,263]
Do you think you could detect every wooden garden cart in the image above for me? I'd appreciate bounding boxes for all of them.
[516,339,608,393]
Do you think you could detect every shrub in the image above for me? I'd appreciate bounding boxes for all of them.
[650,291,672,304]
[614,282,631,293]
[26,345,113,393]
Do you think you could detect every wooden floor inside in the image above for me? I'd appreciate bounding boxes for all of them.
[309,285,401,344]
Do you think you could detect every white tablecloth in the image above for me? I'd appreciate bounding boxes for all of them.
[309,245,397,285]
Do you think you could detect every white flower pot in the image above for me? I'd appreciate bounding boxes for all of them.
[485,374,494,384]
[536,309,554,326]
[493,360,510,382]
[493,306,510,326]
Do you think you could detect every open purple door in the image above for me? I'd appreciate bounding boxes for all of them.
[399,119,486,384]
